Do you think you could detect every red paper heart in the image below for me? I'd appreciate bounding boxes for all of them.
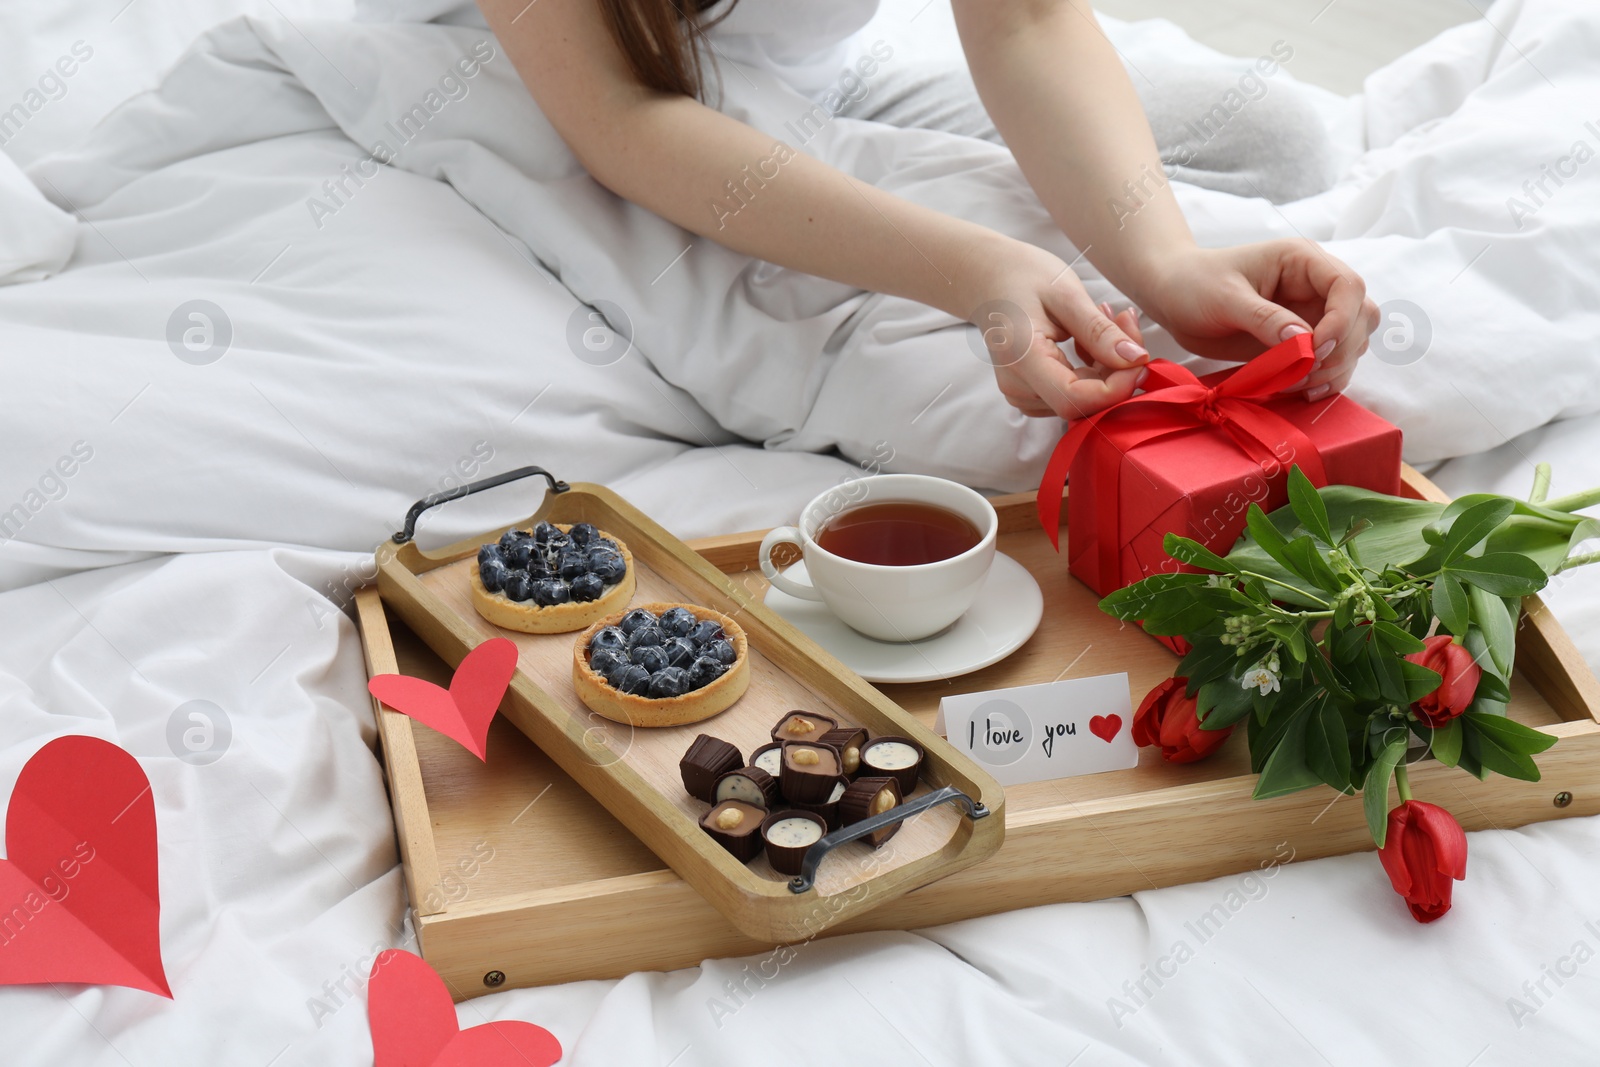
[368,949,561,1067]
[0,735,169,997]
[368,638,519,761]
[1089,714,1123,743]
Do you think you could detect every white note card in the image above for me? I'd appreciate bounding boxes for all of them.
[934,673,1139,786]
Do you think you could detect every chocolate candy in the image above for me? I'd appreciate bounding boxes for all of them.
[779,741,842,804]
[714,765,779,810]
[701,800,766,862]
[760,809,828,875]
[839,776,903,848]
[818,727,868,777]
[750,741,783,782]
[790,778,847,831]
[680,734,742,803]
[859,735,923,794]
[770,710,839,745]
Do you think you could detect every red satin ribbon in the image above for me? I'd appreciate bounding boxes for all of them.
[1036,333,1329,586]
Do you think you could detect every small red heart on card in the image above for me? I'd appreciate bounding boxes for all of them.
[1089,714,1122,743]
[368,949,561,1067]
[0,735,170,997]
[368,638,519,761]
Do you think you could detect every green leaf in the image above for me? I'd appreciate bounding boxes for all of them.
[1433,572,1470,636]
[1467,586,1516,678]
[1287,465,1334,544]
[1196,677,1254,730]
[1372,620,1426,656]
[1475,670,1512,704]
[1252,700,1324,799]
[1467,711,1558,756]
[1442,497,1517,563]
[1304,693,1353,791]
[1282,536,1343,593]
[1140,600,1217,638]
[1369,636,1410,705]
[1464,715,1541,782]
[1400,659,1444,703]
[1265,622,1308,663]
[1162,534,1235,575]
[1446,553,1549,597]
[1245,503,1302,576]
[1176,637,1236,689]
[1363,739,1406,847]
[1099,573,1209,622]
[1430,718,1463,767]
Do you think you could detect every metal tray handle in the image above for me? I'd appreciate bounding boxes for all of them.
[788,785,990,894]
[393,466,569,544]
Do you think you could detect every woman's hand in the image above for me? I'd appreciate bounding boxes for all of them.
[1136,240,1381,400]
[966,239,1150,421]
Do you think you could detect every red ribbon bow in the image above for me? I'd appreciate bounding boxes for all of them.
[1036,333,1328,585]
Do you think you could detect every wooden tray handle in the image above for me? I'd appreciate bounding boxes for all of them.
[392,465,570,544]
[789,786,991,894]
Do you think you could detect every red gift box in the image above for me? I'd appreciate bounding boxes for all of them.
[1036,334,1403,624]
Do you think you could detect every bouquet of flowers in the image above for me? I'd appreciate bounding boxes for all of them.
[1102,464,1600,921]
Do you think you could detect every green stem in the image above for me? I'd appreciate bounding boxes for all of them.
[1394,763,1414,804]
[1541,484,1600,514]
[1529,463,1552,504]
[1556,549,1600,574]
[1236,570,1332,608]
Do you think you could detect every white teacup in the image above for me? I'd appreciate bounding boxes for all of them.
[759,474,998,642]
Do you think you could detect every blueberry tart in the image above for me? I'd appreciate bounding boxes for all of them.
[470,521,636,634]
[572,602,749,727]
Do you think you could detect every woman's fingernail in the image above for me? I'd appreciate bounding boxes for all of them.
[1129,305,1143,321]
[1306,384,1331,401]
[1314,339,1337,361]
[1099,302,1115,319]
[1115,340,1149,364]
[1135,368,1150,388]
[1280,324,1310,341]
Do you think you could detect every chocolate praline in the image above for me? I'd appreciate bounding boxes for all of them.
[714,765,780,810]
[859,735,923,794]
[679,734,743,804]
[790,778,848,831]
[760,809,828,876]
[779,741,843,804]
[770,710,839,745]
[839,776,903,848]
[700,800,766,862]
[818,727,869,777]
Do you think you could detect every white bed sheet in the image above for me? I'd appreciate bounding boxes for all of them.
[2,1,1599,1064]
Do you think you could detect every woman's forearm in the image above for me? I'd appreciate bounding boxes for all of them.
[953,0,1195,304]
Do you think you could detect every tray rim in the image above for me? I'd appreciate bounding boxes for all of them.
[372,480,1007,943]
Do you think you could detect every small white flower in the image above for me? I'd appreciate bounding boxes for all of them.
[1241,667,1280,696]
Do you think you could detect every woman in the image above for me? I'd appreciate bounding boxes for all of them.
[478,0,1377,422]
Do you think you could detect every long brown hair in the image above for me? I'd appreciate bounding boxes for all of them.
[596,0,738,99]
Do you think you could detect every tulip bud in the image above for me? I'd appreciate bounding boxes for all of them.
[1378,800,1467,923]
[1403,635,1482,726]
[1132,676,1233,763]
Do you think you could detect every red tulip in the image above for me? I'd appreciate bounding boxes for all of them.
[1404,635,1481,727]
[1378,800,1467,923]
[1132,676,1233,763]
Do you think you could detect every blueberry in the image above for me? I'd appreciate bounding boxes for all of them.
[479,558,510,593]
[526,555,552,581]
[569,573,604,601]
[569,522,599,547]
[629,625,664,649]
[663,636,698,669]
[505,538,535,568]
[587,549,627,584]
[706,639,736,666]
[631,645,669,673]
[498,529,529,552]
[557,549,589,581]
[689,620,726,646]
[604,658,634,689]
[532,579,571,606]
[502,572,534,602]
[532,521,562,544]
[614,663,652,695]
[589,626,628,655]
[590,647,626,677]
[687,656,725,691]
[619,608,657,635]
[648,667,690,698]
[658,607,697,638]
[477,543,504,568]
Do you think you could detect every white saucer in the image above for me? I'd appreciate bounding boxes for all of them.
[762,552,1043,684]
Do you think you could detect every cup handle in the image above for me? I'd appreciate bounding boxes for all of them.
[759,526,824,602]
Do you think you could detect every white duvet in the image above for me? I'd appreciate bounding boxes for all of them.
[2,0,1599,1063]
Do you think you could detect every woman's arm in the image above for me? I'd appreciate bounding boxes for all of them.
[478,0,1150,420]
[953,0,1378,399]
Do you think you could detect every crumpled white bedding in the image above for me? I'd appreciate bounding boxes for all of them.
[2,0,1599,1064]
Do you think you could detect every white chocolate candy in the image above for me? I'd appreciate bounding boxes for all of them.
[828,781,846,804]
[864,740,920,771]
[753,747,782,777]
[766,817,823,848]
[716,774,768,807]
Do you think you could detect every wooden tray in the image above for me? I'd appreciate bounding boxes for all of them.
[372,469,1004,944]
[359,466,1600,999]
